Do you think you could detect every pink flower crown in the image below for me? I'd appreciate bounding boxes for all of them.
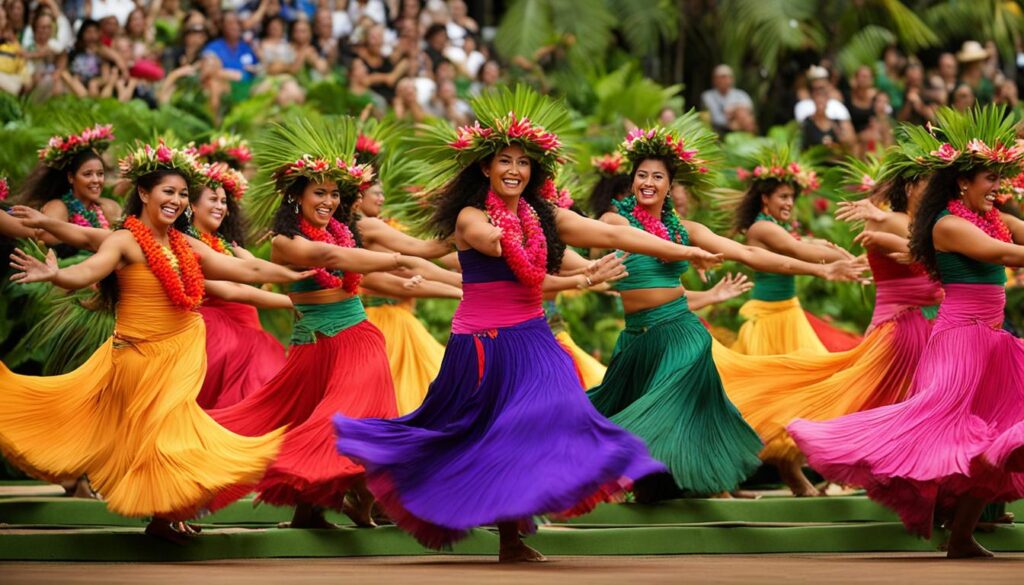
[737,162,821,192]
[118,141,202,185]
[591,152,626,177]
[199,163,248,201]
[620,127,709,174]
[39,124,115,169]
[539,178,574,209]
[191,135,253,169]
[273,154,375,196]
[449,113,563,171]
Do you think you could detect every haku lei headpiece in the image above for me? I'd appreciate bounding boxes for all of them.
[355,133,382,165]
[838,153,884,194]
[198,163,249,201]
[39,124,115,170]
[191,135,253,169]
[891,106,1024,177]
[591,152,626,177]
[736,144,821,192]
[118,141,202,185]
[272,155,374,195]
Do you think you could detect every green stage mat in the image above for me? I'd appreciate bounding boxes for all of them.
[0,523,1021,561]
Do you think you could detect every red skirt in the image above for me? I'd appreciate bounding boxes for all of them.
[804,310,862,352]
[197,298,286,409]
[208,320,398,509]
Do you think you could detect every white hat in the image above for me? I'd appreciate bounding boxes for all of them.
[806,65,829,81]
[956,41,989,63]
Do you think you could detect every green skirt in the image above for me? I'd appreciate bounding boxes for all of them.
[587,296,762,494]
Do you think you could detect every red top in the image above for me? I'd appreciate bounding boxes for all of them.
[867,250,926,281]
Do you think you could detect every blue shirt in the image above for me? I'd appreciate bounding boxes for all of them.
[202,38,258,82]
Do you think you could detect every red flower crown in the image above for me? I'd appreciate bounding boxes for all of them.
[737,161,821,192]
[39,124,115,169]
[273,155,375,196]
[199,163,248,200]
[449,113,563,171]
[591,152,626,177]
[191,135,253,169]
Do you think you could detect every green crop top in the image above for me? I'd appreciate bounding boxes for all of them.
[751,272,796,301]
[934,211,1007,285]
[611,253,688,292]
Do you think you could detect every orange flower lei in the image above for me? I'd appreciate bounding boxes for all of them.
[198,230,234,256]
[125,215,206,310]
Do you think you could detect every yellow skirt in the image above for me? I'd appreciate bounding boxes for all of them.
[0,265,283,520]
[730,297,827,356]
[554,330,607,389]
[365,302,445,415]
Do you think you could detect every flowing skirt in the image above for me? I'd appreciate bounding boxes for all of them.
[554,330,607,389]
[587,297,763,494]
[0,309,283,520]
[366,303,444,416]
[804,310,862,352]
[731,297,829,355]
[197,298,286,409]
[334,316,664,549]
[789,284,1024,537]
[210,313,397,510]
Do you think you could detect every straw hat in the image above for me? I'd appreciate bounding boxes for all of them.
[956,40,989,63]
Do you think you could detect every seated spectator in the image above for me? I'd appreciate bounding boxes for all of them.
[469,57,499,97]
[289,17,328,78]
[256,15,294,75]
[951,83,975,111]
[899,61,937,125]
[995,79,1024,121]
[423,22,447,70]
[794,65,851,124]
[22,6,68,97]
[934,51,958,98]
[859,92,894,156]
[845,65,876,134]
[5,0,27,36]
[874,45,905,110]
[312,7,339,65]
[124,7,164,81]
[700,64,753,135]
[154,0,186,46]
[355,23,406,103]
[0,5,29,95]
[426,78,471,125]
[61,19,111,97]
[446,0,478,48]
[21,0,73,51]
[801,72,854,152]
[393,75,426,122]
[347,55,387,115]
[203,11,259,90]
[956,40,994,105]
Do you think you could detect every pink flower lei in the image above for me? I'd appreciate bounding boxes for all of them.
[539,178,574,209]
[947,199,1012,243]
[485,190,548,289]
[297,217,363,293]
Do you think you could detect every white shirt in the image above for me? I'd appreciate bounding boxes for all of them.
[89,0,137,26]
[347,0,387,26]
[794,98,851,123]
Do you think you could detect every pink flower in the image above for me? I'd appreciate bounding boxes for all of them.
[156,144,173,163]
[752,166,765,178]
[698,166,709,174]
[770,166,784,176]
[356,134,381,155]
[857,174,876,192]
[788,162,802,174]
[930,143,960,163]
[736,167,752,181]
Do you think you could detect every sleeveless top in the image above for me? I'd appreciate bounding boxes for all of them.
[934,210,1007,286]
[451,248,544,333]
[286,275,367,345]
[867,249,925,281]
[751,271,796,301]
[611,253,688,291]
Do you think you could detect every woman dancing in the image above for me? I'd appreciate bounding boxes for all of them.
[333,87,725,562]
[587,120,866,502]
[789,106,1024,558]
[714,151,942,496]
[730,147,863,355]
[1,142,311,543]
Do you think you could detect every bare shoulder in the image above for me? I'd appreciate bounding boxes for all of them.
[457,206,489,226]
[41,198,69,218]
[99,197,122,219]
[599,210,629,225]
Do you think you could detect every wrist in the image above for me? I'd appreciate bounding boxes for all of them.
[577,274,592,289]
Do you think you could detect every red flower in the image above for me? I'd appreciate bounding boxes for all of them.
[813,197,829,214]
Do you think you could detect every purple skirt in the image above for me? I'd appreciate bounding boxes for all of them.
[333,316,664,548]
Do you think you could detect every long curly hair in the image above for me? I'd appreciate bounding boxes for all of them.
[15,151,105,208]
[173,185,248,247]
[588,174,632,218]
[909,166,979,279]
[95,169,192,311]
[270,177,363,247]
[428,156,566,273]
[735,178,799,233]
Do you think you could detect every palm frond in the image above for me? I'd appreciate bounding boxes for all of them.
[606,0,679,57]
[837,25,897,75]
[12,287,114,375]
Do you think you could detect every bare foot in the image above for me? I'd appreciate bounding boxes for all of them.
[279,505,340,529]
[63,476,101,500]
[145,519,195,545]
[777,462,824,497]
[371,502,393,526]
[499,542,547,563]
[730,490,762,500]
[946,536,995,559]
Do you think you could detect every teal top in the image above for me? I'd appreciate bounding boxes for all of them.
[751,272,796,301]
[289,276,327,293]
[290,296,367,345]
[934,210,1007,286]
[611,253,688,292]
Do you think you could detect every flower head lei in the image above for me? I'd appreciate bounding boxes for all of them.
[738,150,821,193]
[838,153,884,194]
[39,124,115,170]
[355,133,382,165]
[198,163,249,201]
[118,141,202,186]
[618,111,720,195]
[893,106,1024,177]
[272,154,375,198]
[190,134,253,169]
[996,172,1024,205]
[591,152,626,177]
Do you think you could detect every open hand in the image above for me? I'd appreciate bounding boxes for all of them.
[585,254,628,286]
[9,205,51,229]
[823,255,871,284]
[708,272,753,303]
[10,248,59,284]
[836,199,887,224]
[402,274,425,290]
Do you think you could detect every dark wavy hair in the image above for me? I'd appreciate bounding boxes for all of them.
[95,169,192,311]
[909,166,985,279]
[15,150,105,208]
[271,177,363,247]
[877,176,913,214]
[173,185,248,247]
[735,178,800,233]
[428,156,566,273]
[588,174,632,217]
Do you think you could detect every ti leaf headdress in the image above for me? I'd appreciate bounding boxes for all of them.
[39,124,115,170]
[735,143,821,192]
[838,153,885,194]
[118,140,202,186]
[245,115,373,230]
[618,110,720,195]
[190,134,253,170]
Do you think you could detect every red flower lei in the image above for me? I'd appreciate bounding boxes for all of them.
[298,217,362,293]
[198,230,234,256]
[485,190,548,289]
[947,199,1012,243]
[124,215,205,310]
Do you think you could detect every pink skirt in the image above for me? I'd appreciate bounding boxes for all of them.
[789,283,1024,537]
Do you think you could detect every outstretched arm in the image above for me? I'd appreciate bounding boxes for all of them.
[361,272,463,299]
[746,221,852,263]
[9,230,128,288]
[11,205,110,251]
[391,255,462,287]
[204,280,294,309]
[190,236,312,283]
[271,234,410,274]
[685,273,753,311]
[0,211,39,239]
[357,216,452,258]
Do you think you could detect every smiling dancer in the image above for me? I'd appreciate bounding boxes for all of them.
[0,142,314,543]
[790,106,1024,558]
[333,87,729,562]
